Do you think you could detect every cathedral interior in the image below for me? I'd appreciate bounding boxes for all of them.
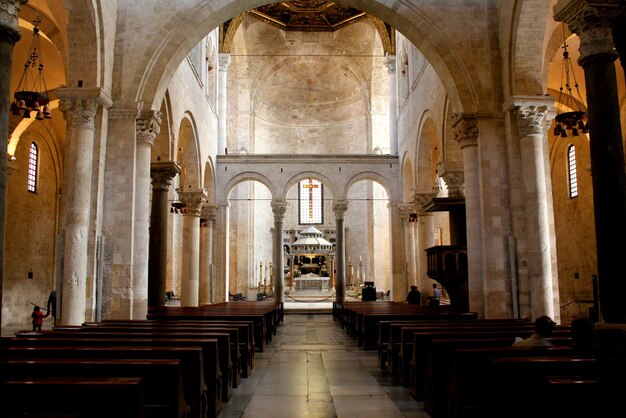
[1,0,626,416]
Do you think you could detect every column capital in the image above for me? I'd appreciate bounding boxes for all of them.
[201,203,218,222]
[57,88,113,130]
[503,96,555,137]
[412,191,438,215]
[271,199,288,221]
[451,114,479,147]
[384,54,396,74]
[177,188,208,217]
[332,200,349,220]
[150,161,181,191]
[398,203,417,224]
[554,0,622,64]
[437,161,465,197]
[0,0,26,45]
[136,110,163,147]
[219,53,231,70]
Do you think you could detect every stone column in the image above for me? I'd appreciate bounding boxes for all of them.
[57,88,112,325]
[218,53,231,155]
[399,204,417,288]
[133,110,161,318]
[415,193,436,297]
[384,55,398,155]
[200,204,217,305]
[555,1,626,322]
[271,200,287,303]
[453,115,484,317]
[506,97,556,319]
[388,202,406,302]
[178,188,207,306]
[214,202,230,302]
[333,200,348,304]
[148,161,180,308]
[0,0,25,330]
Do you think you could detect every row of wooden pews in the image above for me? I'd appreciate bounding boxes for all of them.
[0,301,283,418]
[336,301,626,418]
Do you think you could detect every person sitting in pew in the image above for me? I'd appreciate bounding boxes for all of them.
[406,285,421,305]
[512,315,556,348]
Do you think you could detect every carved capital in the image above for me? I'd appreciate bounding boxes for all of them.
[59,99,98,130]
[136,111,163,147]
[452,115,479,147]
[515,105,549,137]
[384,55,396,75]
[150,161,181,191]
[177,188,208,217]
[271,200,288,222]
[219,53,231,71]
[332,200,349,220]
[413,191,438,215]
[201,203,218,222]
[398,203,417,224]
[437,161,465,197]
[0,0,26,45]
[554,0,621,64]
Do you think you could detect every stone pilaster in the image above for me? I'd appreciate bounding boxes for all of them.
[388,201,406,302]
[57,88,112,325]
[200,204,217,305]
[332,200,349,304]
[384,55,398,155]
[452,114,484,317]
[148,161,181,308]
[555,0,626,323]
[271,200,287,303]
[0,0,26,331]
[505,96,556,320]
[178,188,207,306]
[132,110,161,318]
[218,53,231,155]
[399,203,417,291]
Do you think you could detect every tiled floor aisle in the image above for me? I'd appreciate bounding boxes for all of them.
[220,313,430,418]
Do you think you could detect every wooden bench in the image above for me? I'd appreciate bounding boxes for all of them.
[0,376,146,418]
[0,343,217,418]
[0,358,190,418]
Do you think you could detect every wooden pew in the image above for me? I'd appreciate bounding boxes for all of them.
[447,346,576,418]
[483,355,597,418]
[0,376,146,418]
[0,358,190,418]
[23,329,235,401]
[88,319,255,377]
[0,343,217,418]
[422,336,573,418]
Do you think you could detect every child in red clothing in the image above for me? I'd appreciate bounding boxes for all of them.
[31,306,44,331]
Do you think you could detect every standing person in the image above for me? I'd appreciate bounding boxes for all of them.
[31,306,44,331]
[428,283,441,307]
[44,290,56,326]
[406,285,421,305]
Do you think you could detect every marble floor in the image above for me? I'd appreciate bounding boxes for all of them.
[220,313,430,418]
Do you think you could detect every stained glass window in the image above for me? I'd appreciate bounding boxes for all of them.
[299,178,323,224]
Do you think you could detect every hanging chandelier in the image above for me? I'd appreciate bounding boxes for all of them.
[10,12,52,121]
[553,33,587,138]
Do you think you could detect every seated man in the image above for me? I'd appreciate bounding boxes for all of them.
[512,315,557,347]
[406,285,421,305]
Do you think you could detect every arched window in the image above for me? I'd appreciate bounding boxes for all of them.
[299,178,323,224]
[27,142,38,193]
[568,145,578,198]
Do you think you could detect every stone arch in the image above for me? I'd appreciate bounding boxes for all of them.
[133,0,487,115]
[401,154,414,202]
[344,171,393,201]
[203,157,216,203]
[507,0,554,96]
[152,93,174,162]
[416,113,439,192]
[282,172,340,202]
[221,172,276,201]
[176,113,201,188]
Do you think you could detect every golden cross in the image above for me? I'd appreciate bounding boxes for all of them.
[302,178,319,221]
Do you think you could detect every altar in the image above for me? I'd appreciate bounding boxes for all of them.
[294,273,331,291]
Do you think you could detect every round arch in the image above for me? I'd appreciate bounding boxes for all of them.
[131,0,487,115]
[344,171,393,200]
[203,157,217,203]
[416,114,439,192]
[401,154,414,202]
[282,171,340,201]
[221,171,276,201]
[176,113,202,188]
